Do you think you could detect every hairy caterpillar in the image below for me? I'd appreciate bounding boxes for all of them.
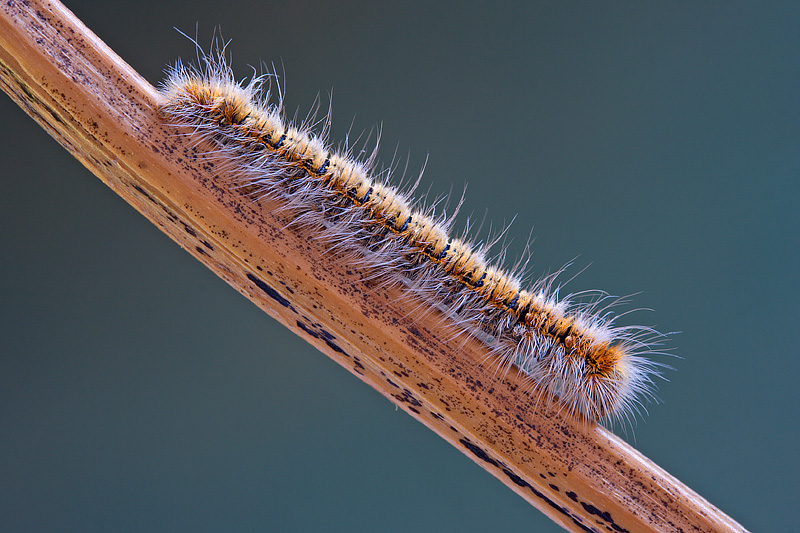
[158,45,664,426]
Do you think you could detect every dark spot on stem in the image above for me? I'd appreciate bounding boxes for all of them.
[247,273,291,308]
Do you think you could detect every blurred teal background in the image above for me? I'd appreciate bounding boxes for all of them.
[1,2,797,531]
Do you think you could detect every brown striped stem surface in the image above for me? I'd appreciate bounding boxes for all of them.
[0,1,747,531]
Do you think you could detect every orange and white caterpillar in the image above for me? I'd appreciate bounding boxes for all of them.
[158,45,664,426]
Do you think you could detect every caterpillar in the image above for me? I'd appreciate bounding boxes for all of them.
[158,45,664,426]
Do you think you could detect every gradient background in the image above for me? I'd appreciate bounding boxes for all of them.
[1,2,797,531]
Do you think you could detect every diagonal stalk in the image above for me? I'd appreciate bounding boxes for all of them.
[0,1,747,531]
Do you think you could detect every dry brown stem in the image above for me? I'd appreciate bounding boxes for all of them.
[0,1,748,531]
